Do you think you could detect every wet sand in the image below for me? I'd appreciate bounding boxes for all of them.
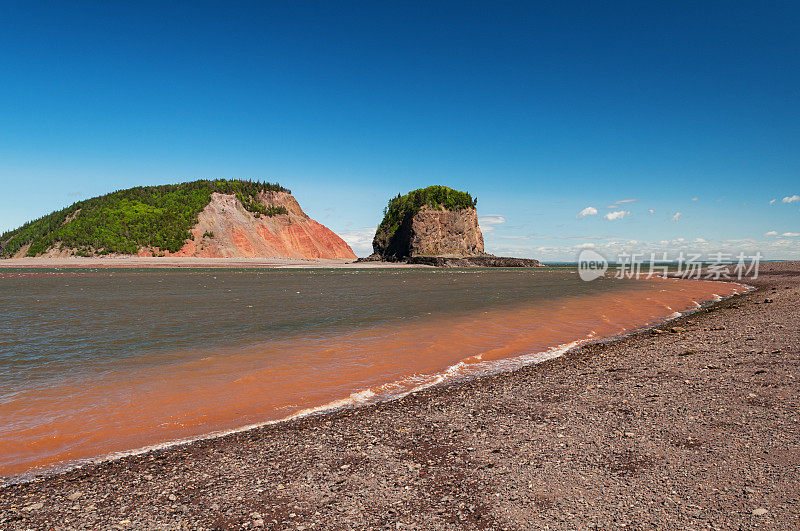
[1,262,798,529]
[0,257,417,269]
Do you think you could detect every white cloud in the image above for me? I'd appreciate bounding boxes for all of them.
[764,230,778,236]
[576,206,598,219]
[648,209,655,214]
[671,212,682,222]
[604,210,630,221]
[782,195,800,203]
[336,227,376,257]
[478,215,506,233]
[606,198,639,208]
[489,235,800,261]
[782,232,800,237]
[693,238,707,243]
[575,242,596,249]
[691,197,698,201]
[769,199,777,205]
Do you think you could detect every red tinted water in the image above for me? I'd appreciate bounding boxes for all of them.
[0,277,743,479]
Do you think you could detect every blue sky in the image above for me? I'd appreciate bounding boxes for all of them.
[1,1,798,259]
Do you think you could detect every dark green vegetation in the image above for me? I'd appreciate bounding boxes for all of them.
[0,179,289,257]
[372,185,477,259]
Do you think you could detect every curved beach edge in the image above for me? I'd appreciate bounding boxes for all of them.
[1,262,798,529]
[2,277,749,486]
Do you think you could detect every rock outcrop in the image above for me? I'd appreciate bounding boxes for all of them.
[169,192,356,260]
[408,206,485,257]
[367,185,541,267]
[374,205,485,260]
[406,255,542,268]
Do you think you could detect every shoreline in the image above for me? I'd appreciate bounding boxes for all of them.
[0,256,428,269]
[0,275,745,484]
[1,263,797,527]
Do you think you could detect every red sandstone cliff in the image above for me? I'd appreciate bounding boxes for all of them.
[168,192,356,260]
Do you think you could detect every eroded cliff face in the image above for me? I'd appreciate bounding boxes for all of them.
[373,205,484,260]
[165,192,356,260]
[409,206,484,257]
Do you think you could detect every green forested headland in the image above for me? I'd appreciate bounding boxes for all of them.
[0,179,289,257]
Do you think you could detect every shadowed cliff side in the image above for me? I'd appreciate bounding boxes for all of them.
[365,186,541,267]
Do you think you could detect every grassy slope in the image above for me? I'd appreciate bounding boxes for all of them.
[0,179,289,257]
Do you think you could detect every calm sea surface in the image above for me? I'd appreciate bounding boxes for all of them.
[0,267,741,479]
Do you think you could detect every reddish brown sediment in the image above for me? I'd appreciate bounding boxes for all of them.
[6,191,357,261]
[0,257,411,268]
[1,264,798,529]
[167,192,356,260]
[0,277,740,480]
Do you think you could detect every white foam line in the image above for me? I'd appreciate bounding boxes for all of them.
[5,284,755,486]
[4,336,594,486]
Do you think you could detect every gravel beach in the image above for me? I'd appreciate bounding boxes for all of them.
[1,262,798,529]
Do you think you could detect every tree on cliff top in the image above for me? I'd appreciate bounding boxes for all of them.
[0,179,290,258]
[372,185,477,259]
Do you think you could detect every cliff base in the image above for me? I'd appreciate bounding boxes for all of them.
[357,254,542,268]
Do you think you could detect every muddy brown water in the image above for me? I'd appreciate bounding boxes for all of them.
[0,267,743,480]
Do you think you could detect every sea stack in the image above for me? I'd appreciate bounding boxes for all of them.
[372,186,484,260]
[368,185,541,267]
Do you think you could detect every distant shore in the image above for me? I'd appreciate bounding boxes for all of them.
[1,262,797,528]
[0,256,427,269]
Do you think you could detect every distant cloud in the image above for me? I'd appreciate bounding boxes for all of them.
[769,199,777,205]
[336,227,376,257]
[606,198,639,208]
[576,206,598,219]
[671,212,682,222]
[693,237,707,243]
[783,195,800,203]
[575,242,596,249]
[764,230,778,236]
[782,232,800,237]
[648,209,655,214]
[478,215,506,232]
[604,210,630,221]
[691,197,698,201]
[490,234,800,261]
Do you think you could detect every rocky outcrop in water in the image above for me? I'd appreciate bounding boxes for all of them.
[367,185,541,267]
[373,205,485,260]
[405,255,542,268]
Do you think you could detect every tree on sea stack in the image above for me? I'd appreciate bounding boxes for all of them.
[368,185,542,267]
[371,185,485,261]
